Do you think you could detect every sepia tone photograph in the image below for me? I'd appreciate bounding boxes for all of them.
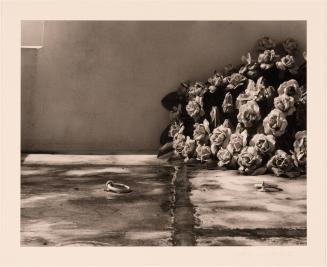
[21,20,307,247]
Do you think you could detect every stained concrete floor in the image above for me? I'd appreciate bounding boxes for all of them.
[21,154,306,246]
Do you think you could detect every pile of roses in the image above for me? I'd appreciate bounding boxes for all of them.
[158,36,307,178]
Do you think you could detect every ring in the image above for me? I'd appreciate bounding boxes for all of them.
[254,181,278,189]
[254,181,282,192]
[104,180,132,193]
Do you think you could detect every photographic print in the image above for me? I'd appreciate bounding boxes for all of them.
[21,20,307,247]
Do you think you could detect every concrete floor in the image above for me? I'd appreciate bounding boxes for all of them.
[21,154,306,246]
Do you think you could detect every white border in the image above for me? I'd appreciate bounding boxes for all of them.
[1,0,326,266]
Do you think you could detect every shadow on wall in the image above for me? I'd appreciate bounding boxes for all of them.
[21,21,306,154]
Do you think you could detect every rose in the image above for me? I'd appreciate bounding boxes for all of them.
[298,86,307,105]
[277,79,302,103]
[237,146,263,175]
[222,92,234,113]
[240,63,259,79]
[186,96,205,120]
[188,81,207,98]
[169,122,184,138]
[282,38,298,55]
[254,77,275,101]
[210,119,232,154]
[172,133,186,155]
[276,55,298,74]
[256,36,276,52]
[235,123,245,134]
[276,55,296,70]
[223,73,247,90]
[193,119,210,144]
[244,77,275,102]
[299,86,306,102]
[181,136,196,160]
[196,144,212,162]
[210,125,231,147]
[273,95,296,116]
[239,53,259,79]
[293,130,307,168]
[249,134,276,155]
[263,109,288,137]
[245,64,259,79]
[207,72,224,93]
[258,50,279,70]
[217,145,237,168]
[228,130,248,154]
[267,150,299,177]
[237,100,261,128]
[235,93,255,109]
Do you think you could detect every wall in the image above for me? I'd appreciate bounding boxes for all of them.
[21,21,306,153]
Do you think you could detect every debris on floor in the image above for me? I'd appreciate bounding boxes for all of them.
[254,181,283,192]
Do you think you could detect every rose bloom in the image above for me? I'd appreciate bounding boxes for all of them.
[237,146,263,175]
[263,109,288,137]
[293,130,307,168]
[273,94,296,116]
[169,122,183,138]
[249,134,276,155]
[196,144,212,162]
[235,122,245,134]
[276,55,298,74]
[245,77,275,102]
[188,81,207,98]
[210,122,232,155]
[223,73,247,90]
[256,36,276,52]
[282,38,298,55]
[217,145,236,168]
[277,79,302,103]
[186,96,205,120]
[267,150,298,177]
[239,53,259,79]
[240,63,259,80]
[181,136,196,159]
[210,124,231,147]
[222,92,234,113]
[207,72,224,93]
[235,93,255,109]
[228,130,248,154]
[237,100,261,128]
[193,121,210,144]
[172,133,186,155]
[258,50,279,70]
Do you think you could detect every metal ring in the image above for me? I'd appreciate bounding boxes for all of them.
[104,180,132,193]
